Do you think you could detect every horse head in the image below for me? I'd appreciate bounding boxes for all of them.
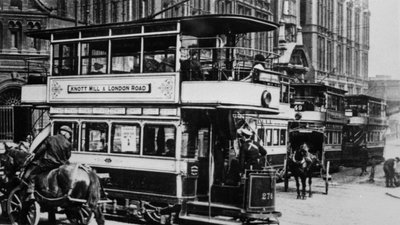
[1,142,30,177]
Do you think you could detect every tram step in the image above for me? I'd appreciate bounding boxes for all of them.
[179,214,242,225]
[186,201,242,217]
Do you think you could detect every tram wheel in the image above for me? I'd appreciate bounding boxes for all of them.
[7,186,40,225]
[66,205,94,225]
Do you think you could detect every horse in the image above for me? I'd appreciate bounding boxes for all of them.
[383,157,400,187]
[1,143,105,225]
[287,147,322,199]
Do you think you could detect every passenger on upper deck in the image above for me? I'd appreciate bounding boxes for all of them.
[241,54,265,82]
[181,48,203,81]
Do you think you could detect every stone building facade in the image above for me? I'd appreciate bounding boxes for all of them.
[300,0,370,94]
[0,0,78,141]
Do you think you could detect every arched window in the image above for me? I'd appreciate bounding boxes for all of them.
[58,0,67,17]
[8,21,22,51]
[10,0,22,10]
[0,22,3,50]
[27,22,41,51]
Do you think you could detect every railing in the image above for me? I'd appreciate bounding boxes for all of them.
[180,46,280,81]
[0,106,14,141]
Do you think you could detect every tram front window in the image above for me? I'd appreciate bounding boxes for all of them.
[111,38,141,73]
[143,124,176,157]
[52,43,78,76]
[53,121,79,151]
[143,36,176,73]
[81,122,109,153]
[81,41,108,75]
[111,123,140,154]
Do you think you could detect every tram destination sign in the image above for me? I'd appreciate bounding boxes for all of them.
[48,74,179,103]
[67,84,150,93]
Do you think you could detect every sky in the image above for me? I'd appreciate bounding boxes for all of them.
[369,0,400,79]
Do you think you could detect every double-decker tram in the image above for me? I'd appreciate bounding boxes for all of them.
[289,83,346,170]
[23,15,284,224]
[342,95,387,165]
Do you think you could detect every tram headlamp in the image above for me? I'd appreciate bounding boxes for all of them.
[295,112,302,120]
[261,90,272,107]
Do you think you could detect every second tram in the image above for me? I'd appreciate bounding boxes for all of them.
[342,94,387,165]
[289,83,347,170]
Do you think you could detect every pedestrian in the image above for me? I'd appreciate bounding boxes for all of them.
[359,144,369,176]
[383,157,400,187]
[238,127,267,170]
[21,125,73,200]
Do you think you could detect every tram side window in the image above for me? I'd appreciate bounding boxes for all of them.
[111,38,141,74]
[53,43,78,76]
[257,129,265,144]
[143,36,176,73]
[53,121,79,151]
[81,41,108,75]
[265,129,272,146]
[280,129,286,145]
[111,123,140,154]
[81,122,109,153]
[143,124,176,157]
[273,129,279,146]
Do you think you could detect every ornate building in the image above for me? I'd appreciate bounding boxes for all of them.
[300,0,370,94]
[0,0,78,142]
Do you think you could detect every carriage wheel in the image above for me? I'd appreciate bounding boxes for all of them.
[7,186,40,225]
[65,205,94,225]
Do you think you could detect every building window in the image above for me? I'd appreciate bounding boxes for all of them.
[346,5,352,40]
[346,47,352,76]
[337,44,343,74]
[27,22,41,51]
[355,10,360,43]
[337,2,343,36]
[10,0,22,9]
[58,0,67,17]
[93,0,106,24]
[8,21,22,50]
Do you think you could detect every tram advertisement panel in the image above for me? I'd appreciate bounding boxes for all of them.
[48,74,179,103]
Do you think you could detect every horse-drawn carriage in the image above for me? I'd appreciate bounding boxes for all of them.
[0,126,109,225]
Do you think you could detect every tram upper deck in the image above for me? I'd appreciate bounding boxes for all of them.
[23,14,282,113]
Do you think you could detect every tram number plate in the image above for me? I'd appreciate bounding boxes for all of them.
[294,104,304,111]
[248,176,274,208]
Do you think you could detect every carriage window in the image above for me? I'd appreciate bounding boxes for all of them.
[257,129,265,145]
[111,123,140,154]
[81,41,108,75]
[53,121,79,151]
[143,124,176,157]
[272,129,279,146]
[111,38,141,73]
[280,129,286,145]
[81,122,109,153]
[52,43,78,76]
[143,36,176,73]
[266,129,272,146]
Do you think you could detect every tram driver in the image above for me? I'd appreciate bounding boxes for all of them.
[238,127,267,170]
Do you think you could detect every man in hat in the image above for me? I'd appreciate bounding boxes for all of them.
[22,125,73,199]
[239,127,267,170]
[359,144,369,176]
[383,157,400,187]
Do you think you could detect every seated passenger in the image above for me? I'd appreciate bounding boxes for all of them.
[241,54,265,81]
[159,56,175,72]
[163,139,175,157]
[180,50,202,81]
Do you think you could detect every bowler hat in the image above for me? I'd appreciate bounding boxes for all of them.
[60,125,72,134]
